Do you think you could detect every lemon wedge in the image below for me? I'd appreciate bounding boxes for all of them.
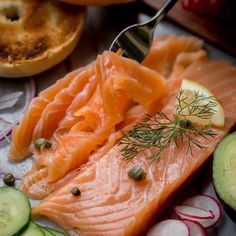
[176,79,224,127]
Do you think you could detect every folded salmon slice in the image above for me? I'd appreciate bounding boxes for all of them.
[21,105,145,199]
[20,51,166,199]
[33,59,236,236]
[8,68,84,160]
[142,35,203,77]
[32,63,96,143]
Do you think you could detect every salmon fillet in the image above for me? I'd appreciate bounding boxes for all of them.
[19,36,204,200]
[33,59,236,236]
[19,35,203,200]
[20,51,166,199]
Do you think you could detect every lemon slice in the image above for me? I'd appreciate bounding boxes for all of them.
[176,79,224,127]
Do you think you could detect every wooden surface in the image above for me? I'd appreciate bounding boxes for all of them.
[143,0,236,57]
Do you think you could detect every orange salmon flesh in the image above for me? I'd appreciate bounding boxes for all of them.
[8,35,236,235]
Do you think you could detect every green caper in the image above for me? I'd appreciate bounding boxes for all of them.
[128,166,147,181]
[179,119,192,128]
[34,138,52,151]
[3,173,15,186]
[71,187,81,196]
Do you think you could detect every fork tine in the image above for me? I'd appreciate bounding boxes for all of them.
[109,0,177,62]
[120,50,129,58]
[109,40,120,53]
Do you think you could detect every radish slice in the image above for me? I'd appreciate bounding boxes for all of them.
[181,219,207,236]
[174,205,214,219]
[179,194,222,228]
[146,219,190,236]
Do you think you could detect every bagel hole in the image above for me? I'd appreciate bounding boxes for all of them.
[3,5,20,21]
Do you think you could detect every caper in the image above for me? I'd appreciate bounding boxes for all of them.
[34,138,52,151]
[3,173,15,186]
[179,119,192,128]
[128,166,147,181]
[71,187,81,196]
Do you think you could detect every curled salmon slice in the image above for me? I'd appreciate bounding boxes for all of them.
[32,63,96,143]
[9,69,80,160]
[143,35,203,77]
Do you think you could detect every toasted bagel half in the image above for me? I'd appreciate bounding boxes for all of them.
[0,0,85,78]
[57,0,135,6]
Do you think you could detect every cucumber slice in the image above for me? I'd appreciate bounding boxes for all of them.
[21,222,44,236]
[39,227,54,236]
[213,132,236,221]
[37,226,67,236]
[0,187,31,236]
[46,227,67,236]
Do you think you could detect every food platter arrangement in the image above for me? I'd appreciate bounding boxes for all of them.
[0,0,235,236]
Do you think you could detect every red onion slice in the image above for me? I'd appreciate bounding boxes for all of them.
[0,78,36,142]
[0,92,23,110]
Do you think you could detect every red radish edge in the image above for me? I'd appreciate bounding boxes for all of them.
[0,78,36,142]
[174,205,215,219]
[181,219,208,236]
[178,194,222,228]
[146,219,190,236]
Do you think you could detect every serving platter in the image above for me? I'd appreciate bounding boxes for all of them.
[0,3,235,235]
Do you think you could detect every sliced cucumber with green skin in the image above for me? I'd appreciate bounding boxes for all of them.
[38,226,67,236]
[0,187,31,236]
[21,222,44,236]
[46,227,67,236]
[40,227,55,236]
[213,132,236,222]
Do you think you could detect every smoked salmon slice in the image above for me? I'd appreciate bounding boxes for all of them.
[32,63,96,142]
[19,35,204,200]
[20,51,166,199]
[142,35,203,77]
[33,58,236,236]
[9,69,81,160]
[21,105,146,199]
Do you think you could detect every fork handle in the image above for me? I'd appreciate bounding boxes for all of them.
[145,0,179,29]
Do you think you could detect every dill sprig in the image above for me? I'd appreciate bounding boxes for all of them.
[118,89,217,162]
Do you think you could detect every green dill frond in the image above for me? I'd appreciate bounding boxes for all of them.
[117,88,217,162]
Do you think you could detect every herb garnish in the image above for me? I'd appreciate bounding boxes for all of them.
[118,89,217,162]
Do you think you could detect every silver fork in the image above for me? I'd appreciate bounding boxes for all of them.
[109,0,178,63]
